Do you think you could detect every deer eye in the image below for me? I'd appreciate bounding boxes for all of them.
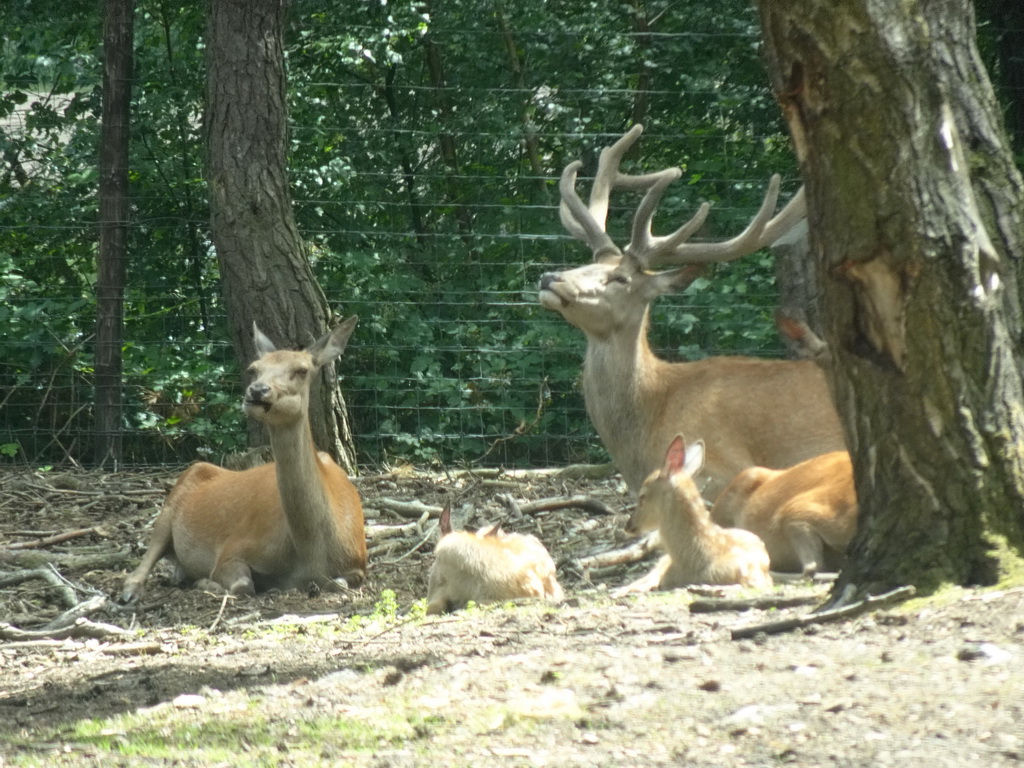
[292,367,308,378]
[608,272,629,285]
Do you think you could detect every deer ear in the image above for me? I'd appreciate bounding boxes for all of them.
[663,434,687,476]
[438,503,452,537]
[683,440,705,479]
[310,315,358,367]
[253,323,277,358]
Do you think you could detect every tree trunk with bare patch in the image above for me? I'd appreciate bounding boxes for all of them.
[757,0,1024,598]
[206,0,355,472]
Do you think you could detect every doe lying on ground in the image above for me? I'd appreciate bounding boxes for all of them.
[711,450,858,577]
[122,318,367,602]
[622,434,773,593]
[426,505,563,614]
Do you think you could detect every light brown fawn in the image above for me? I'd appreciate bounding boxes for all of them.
[426,504,563,614]
[538,124,844,497]
[710,314,858,576]
[624,434,772,591]
[711,451,857,576]
[122,317,367,601]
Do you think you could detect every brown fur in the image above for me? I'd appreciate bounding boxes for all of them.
[623,435,772,591]
[426,508,563,614]
[122,318,367,601]
[711,451,857,576]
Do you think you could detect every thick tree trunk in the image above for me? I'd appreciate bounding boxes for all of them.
[95,0,134,468]
[206,0,356,472]
[757,0,1024,597]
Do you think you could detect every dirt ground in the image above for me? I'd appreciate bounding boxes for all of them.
[1,466,1022,767]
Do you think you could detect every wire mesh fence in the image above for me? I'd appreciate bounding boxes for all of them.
[1,6,805,471]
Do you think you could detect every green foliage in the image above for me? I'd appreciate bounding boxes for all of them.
[0,0,800,468]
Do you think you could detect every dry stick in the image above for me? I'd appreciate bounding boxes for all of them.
[0,550,131,572]
[373,498,443,520]
[6,526,108,551]
[730,585,917,640]
[689,594,825,614]
[575,534,658,571]
[0,617,130,642]
[209,593,232,632]
[381,521,440,565]
[0,567,78,608]
[41,595,108,631]
[518,495,618,517]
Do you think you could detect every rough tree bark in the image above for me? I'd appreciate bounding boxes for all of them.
[95,0,133,468]
[757,0,1024,598]
[206,0,356,472]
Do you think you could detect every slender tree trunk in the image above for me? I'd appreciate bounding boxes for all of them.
[757,0,1024,598]
[206,0,356,472]
[495,5,547,202]
[95,0,134,468]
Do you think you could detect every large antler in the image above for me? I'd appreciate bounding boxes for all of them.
[559,124,806,269]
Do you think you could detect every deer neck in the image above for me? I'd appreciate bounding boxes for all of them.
[658,488,717,568]
[267,417,335,552]
[582,309,671,491]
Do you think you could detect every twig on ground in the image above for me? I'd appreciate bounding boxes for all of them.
[1,617,131,642]
[730,585,916,640]
[575,533,657,571]
[689,593,825,613]
[209,593,232,632]
[41,595,108,630]
[0,567,78,608]
[6,526,111,550]
[380,520,440,564]
[371,498,443,520]
[517,495,619,517]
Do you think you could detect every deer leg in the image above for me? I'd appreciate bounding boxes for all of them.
[782,521,826,578]
[121,508,176,604]
[612,555,671,596]
[206,557,256,596]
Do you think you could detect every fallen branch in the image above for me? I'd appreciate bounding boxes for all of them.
[42,595,109,630]
[730,585,916,640]
[0,567,78,608]
[575,533,657,571]
[371,498,443,520]
[517,495,618,517]
[0,617,131,642]
[6,526,111,550]
[0,550,131,572]
[689,593,825,614]
[553,462,617,481]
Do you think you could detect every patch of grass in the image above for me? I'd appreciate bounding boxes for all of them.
[4,693,446,767]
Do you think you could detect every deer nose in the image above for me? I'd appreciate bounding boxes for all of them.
[246,383,271,403]
[539,272,560,290]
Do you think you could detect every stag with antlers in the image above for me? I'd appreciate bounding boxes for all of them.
[539,125,845,498]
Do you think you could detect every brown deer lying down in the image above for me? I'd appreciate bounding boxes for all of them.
[122,318,367,602]
[426,505,563,614]
[622,434,773,592]
[711,451,858,577]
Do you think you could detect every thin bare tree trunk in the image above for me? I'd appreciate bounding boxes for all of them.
[95,0,134,468]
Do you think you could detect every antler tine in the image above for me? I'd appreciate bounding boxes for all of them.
[559,125,651,261]
[559,161,618,257]
[652,175,806,266]
[625,167,711,267]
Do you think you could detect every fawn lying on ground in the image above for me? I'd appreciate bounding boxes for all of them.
[426,505,563,614]
[711,451,857,576]
[622,434,773,592]
[122,318,367,602]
